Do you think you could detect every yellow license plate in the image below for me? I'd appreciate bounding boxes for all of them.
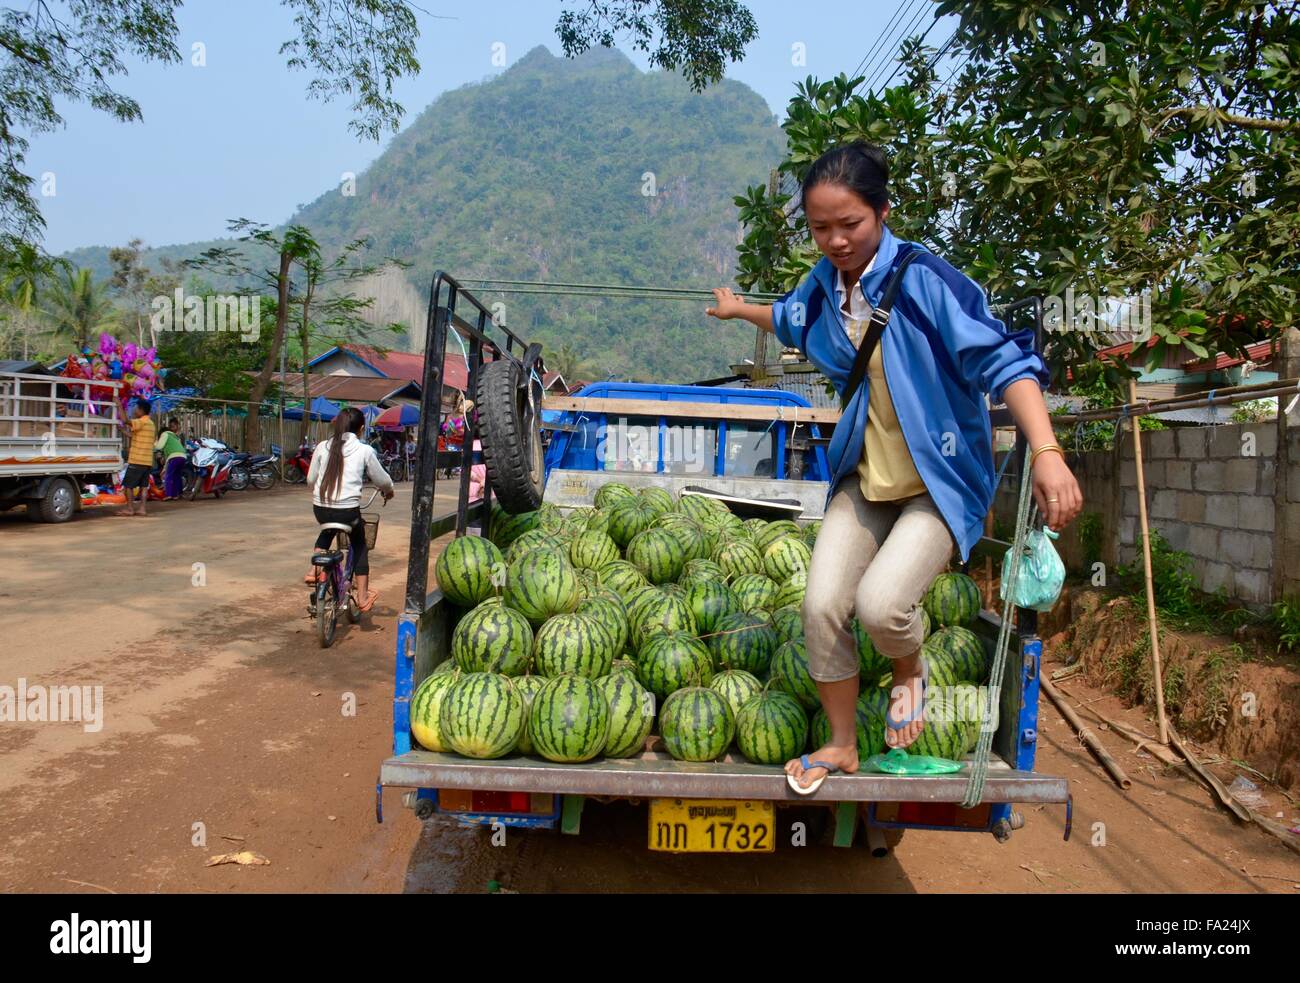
[648,798,775,853]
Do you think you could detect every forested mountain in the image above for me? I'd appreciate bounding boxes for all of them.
[66,46,786,383]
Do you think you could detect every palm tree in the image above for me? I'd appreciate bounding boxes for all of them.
[42,267,118,351]
[0,241,68,359]
[545,342,598,385]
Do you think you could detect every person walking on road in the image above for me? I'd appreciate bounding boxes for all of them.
[118,399,156,517]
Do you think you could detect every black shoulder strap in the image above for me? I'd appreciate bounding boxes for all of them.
[840,248,919,410]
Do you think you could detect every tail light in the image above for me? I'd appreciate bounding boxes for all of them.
[873,801,991,829]
[437,789,553,815]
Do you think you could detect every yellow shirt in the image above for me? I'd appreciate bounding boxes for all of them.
[838,271,926,503]
[128,416,157,466]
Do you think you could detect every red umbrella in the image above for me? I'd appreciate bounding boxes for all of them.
[374,404,419,427]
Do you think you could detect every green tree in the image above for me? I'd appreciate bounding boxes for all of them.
[545,342,598,383]
[41,267,118,352]
[0,240,68,358]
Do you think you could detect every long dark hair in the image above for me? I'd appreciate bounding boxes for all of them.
[801,142,890,216]
[321,406,366,502]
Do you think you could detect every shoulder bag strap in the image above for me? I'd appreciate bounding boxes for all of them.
[840,248,919,411]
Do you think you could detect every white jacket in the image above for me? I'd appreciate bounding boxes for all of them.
[308,433,394,508]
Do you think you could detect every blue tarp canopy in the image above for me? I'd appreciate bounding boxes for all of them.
[283,396,340,421]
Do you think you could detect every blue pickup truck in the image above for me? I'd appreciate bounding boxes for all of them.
[378,273,1070,854]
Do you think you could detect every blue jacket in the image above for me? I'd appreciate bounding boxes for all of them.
[771,225,1048,561]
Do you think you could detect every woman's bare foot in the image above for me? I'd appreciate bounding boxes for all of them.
[783,743,858,790]
[885,653,927,749]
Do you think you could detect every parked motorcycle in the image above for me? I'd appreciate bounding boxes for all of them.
[186,438,235,500]
[282,441,314,484]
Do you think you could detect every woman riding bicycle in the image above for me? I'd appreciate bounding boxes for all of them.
[305,407,395,613]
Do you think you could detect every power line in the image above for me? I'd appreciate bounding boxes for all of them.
[855,0,927,93]
[861,0,934,96]
[874,21,957,95]
[848,0,912,83]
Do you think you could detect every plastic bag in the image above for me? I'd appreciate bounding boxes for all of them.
[1227,775,1266,810]
[1000,525,1065,613]
[862,748,963,775]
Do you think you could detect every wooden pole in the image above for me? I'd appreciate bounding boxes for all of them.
[1128,378,1169,745]
[1040,677,1131,790]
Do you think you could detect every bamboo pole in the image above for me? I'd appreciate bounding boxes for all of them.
[1128,378,1170,745]
[1041,677,1132,790]
[1053,376,1299,425]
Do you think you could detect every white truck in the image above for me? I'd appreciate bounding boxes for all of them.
[0,370,124,522]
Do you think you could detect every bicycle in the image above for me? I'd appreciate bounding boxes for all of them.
[307,487,386,649]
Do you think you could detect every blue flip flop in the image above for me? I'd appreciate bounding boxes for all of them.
[886,656,930,740]
[787,753,839,796]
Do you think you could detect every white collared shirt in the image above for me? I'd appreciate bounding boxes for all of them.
[833,251,877,345]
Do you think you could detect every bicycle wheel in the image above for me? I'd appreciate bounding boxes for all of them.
[316,580,338,648]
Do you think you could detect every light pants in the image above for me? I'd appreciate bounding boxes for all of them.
[802,480,955,682]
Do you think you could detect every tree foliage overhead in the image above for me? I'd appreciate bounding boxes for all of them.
[734,0,1300,381]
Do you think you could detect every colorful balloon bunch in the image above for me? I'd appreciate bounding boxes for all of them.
[60,333,165,415]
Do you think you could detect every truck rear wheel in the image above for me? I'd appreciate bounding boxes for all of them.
[33,478,77,523]
[476,358,544,514]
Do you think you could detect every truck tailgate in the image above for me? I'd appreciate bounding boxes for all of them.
[380,748,1068,804]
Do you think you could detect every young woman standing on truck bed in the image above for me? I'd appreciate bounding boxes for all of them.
[706,143,1082,792]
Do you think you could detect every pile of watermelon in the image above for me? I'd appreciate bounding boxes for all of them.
[416,483,992,766]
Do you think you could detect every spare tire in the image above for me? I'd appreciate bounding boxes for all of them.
[475,357,544,514]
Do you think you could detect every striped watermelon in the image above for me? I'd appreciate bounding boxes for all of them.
[637,631,713,701]
[594,481,635,510]
[684,579,739,634]
[583,508,614,535]
[742,518,769,539]
[504,548,580,626]
[569,529,619,569]
[528,674,610,763]
[488,506,539,549]
[755,519,802,552]
[505,528,564,563]
[770,605,805,643]
[577,594,629,654]
[852,618,892,687]
[435,535,504,608]
[922,571,982,627]
[928,625,989,683]
[599,669,655,758]
[451,598,534,675]
[763,537,811,581]
[709,668,763,717]
[731,572,779,613]
[533,612,617,678]
[629,589,697,646]
[769,639,820,710]
[511,674,547,754]
[442,672,525,759]
[801,519,821,548]
[657,519,709,563]
[679,558,727,587]
[713,539,764,581]
[636,486,675,516]
[595,559,648,598]
[810,687,889,758]
[736,690,809,764]
[626,527,685,584]
[707,611,777,676]
[625,584,663,626]
[771,571,808,611]
[432,658,458,675]
[677,492,727,522]
[659,685,734,761]
[605,499,654,548]
[906,688,978,760]
[574,569,601,599]
[537,503,565,533]
[410,669,459,752]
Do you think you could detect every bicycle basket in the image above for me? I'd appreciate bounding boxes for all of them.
[362,512,380,550]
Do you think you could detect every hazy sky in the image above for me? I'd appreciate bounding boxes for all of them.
[27,0,955,254]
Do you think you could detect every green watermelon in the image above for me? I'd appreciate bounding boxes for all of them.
[599,669,655,758]
[451,598,534,675]
[583,508,614,535]
[505,528,564,563]
[442,672,525,759]
[755,519,802,552]
[637,631,713,701]
[504,548,580,626]
[922,571,982,627]
[770,571,808,611]
[907,688,978,760]
[594,481,635,510]
[708,611,777,676]
[713,539,764,581]
[762,537,811,581]
[410,669,459,752]
[852,618,891,686]
[577,594,629,654]
[605,498,654,549]
[533,612,617,678]
[742,518,769,539]
[769,639,820,710]
[736,690,809,764]
[435,535,504,607]
[802,520,822,548]
[657,518,708,563]
[569,529,619,570]
[709,668,763,717]
[928,625,988,683]
[488,506,539,549]
[636,486,675,515]
[677,492,726,522]
[629,589,697,646]
[810,687,889,758]
[731,572,780,613]
[679,558,727,587]
[511,674,547,754]
[770,605,805,643]
[659,685,734,761]
[528,674,610,763]
[626,527,685,584]
[595,559,648,598]
[684,579,739,634]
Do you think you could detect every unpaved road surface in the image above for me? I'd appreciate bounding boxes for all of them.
[1,488,1298,893]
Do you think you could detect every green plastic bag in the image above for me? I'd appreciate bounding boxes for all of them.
[862,748,964,775]
[1000,525,1065,613]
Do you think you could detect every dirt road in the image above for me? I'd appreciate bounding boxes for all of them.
[1,488,1297,893]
